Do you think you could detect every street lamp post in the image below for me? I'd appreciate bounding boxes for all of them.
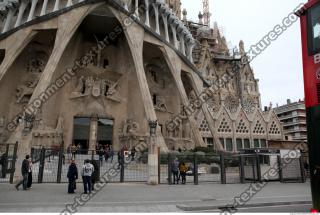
[148,120,159,185]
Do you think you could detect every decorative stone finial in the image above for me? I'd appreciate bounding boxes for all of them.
[182,8,187,21]
[198,12,203,24]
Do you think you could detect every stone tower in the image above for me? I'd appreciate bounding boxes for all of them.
[166,0,181,18]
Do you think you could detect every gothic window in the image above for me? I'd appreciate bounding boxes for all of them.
[218,118,232,133]
[236,119,249,133]
[269,121,281,135]
[236,139,243,150]
[253,120,265,134]
[244,139,250,148]
[199,119,210,133]
[226,138,233,151]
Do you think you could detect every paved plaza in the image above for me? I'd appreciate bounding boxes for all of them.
[0,181,312,212]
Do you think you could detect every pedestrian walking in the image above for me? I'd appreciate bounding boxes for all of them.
[179,162,188,185]
[104,147,109,163]
[15,155,30,190]
[98,148,104,166]
[71,144,77,160]
[67,160,78,194]
[27,157,33,189]
[109,148,114,163]
[171,158,180,184]
[81,159,94,194]
[91,160,99,191]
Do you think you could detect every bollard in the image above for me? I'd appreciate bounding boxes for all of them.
[194,153,198,185]
[220,153,226,184]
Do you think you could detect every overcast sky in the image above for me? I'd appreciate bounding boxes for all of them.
[181,0,308,107]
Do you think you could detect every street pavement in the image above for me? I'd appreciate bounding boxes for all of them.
[0,181,312,213]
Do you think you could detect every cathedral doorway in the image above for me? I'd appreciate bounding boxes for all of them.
[97,118,114,148]
[73,117,90,154]
[73,117,114,153]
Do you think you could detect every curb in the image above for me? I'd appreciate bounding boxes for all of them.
[176,200,312,211]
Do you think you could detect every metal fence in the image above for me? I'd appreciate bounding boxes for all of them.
[6,146,307,185]
[30,147,149,184]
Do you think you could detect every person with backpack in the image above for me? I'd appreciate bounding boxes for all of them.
[179,162,188,185]
[81,159,94,194]
[67,160,78,194]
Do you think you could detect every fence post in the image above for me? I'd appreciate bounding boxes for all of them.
[158,147,160,184]
[38,148,45,183]
[255,152,262,182]
[57,145,64,183]
[168,153,172,185]
[299,154,306,183]
[2,145,9,178]
[239,155,245,184]
[277,155,283,183]
[91,150,95,161]
[9,142,18,184]
[194,152,198,185]
[120,150,124,183]
[220,153,226,184]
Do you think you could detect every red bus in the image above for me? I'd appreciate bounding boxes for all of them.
[296,0,320,210]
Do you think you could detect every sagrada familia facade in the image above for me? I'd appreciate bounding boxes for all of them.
[0,0,283,156]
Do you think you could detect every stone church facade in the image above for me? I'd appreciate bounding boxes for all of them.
[0,0,283,160]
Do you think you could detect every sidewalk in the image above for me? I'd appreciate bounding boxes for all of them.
[0,181,312,212]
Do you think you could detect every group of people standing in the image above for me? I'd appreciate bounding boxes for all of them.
[97,144,114,166]
[171,158,188,185]
[15,155,33,190]
[67,159,99,194]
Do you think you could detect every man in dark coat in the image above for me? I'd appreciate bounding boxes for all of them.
[15,155,30,190]
[67,160,78,194]
[91,160,99,191]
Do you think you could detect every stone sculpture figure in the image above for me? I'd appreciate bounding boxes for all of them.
[16,80,38,103]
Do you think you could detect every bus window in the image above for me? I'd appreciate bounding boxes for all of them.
[308,2,320,55]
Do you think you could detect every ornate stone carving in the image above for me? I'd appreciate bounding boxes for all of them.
[154,96,168,112]
[119,119,140,137]
[15,58,44,103]
[70,75,121,102]
[26,58,44,73]
[16,79,38,103]
[224,95,239,113]
[243,97,255,114]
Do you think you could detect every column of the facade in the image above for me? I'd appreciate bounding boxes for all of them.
[40,0,48,16]
[134,0,139,19]
[89,116,98,151]
[2,7,16,33]
[144,0,150,27]
[162,14,169,42]
[179,35,186,56]
[14,0,28,27]
[53,0,60,12]
[27,0,38,22]
[186,43,195,62]
[170,25,178,49]
[152,4,160,34]
[67,0,73,7]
